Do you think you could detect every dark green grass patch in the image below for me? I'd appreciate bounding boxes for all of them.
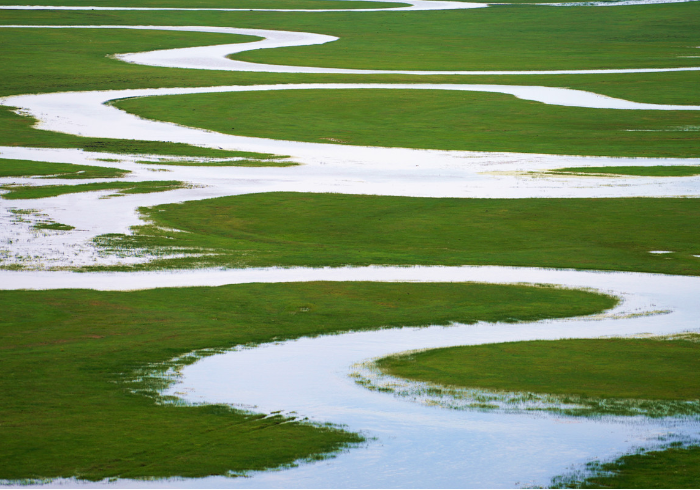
[136,158,297,167]
[116,89,700,157]
[33,221,75,230]
[554,445,700,489]
[550,165,700,177]
[0,281,612,481]
[0,158,128,179]
[97,193,700,275]
[377,338,700,401]
[1,180,186,199]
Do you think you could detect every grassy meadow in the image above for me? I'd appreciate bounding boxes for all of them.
[376,337,700,402]
[116,88,700,157]
[0,6,698,94]
[0,0,403,8]
[0,7,697,159]
[1,180,186,199]
[0,282,614,480]
[555,445,700,489]
[1,0,700,486]
[96,193,700,276]
[0,158,129,178]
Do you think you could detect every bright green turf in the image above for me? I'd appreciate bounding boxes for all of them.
[1,180,186,199]
[376,338,700,401]
[228,3,700,71]
[0,8,698,96]
[0,158,128,179]
[0,281,613,481]
[96,193,700,275]
[115,89,700,157]
[555,445,700,489]
[0,0,404,8]
[0,12,697,159]
[550,165,700,177]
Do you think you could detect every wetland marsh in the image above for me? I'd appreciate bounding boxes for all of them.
[1,0,699,486]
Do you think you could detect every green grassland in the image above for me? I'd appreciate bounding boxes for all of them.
[549,165,700,177]
[97,193,700,275]
[1,3,699,486]
[376,337,700,401]
[0,158,128,178]
[0,7,697,158]
[226,3,700,71]
[0,8,697,159]
[26,3,694,72]
[0,7,699,95]
[0,0,404,8]
[0,281,613,481]
[556,445,700,489]
[115,89,700,157]
[1,180,186,199]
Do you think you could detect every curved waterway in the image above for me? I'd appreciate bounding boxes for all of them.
[1,266,700,487]
[1,2,700,486]
[0,0,487,12]
[1,0,696,10]
[2,24,699,75]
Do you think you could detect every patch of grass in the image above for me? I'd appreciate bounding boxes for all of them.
[116,89,700,157]
[549,165,700,177]
[33,221,75,231]
[1,180,186,199]
[79,139,282,160]
[0,281,612,481]
[96,193,700,275]
[376,337,700,401]
[0,158,128,179]
[135,157,297,167]
[553,445,700,489]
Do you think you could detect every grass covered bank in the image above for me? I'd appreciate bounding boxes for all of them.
[376,337,700,487]
[1,180,186,200]
[98,193,700,275]
[0,281,614,481]
[376,337,700,402]
[115,89,700,158]
[549,165,700,177]
[554,445,700,489]
[0,158,129,179]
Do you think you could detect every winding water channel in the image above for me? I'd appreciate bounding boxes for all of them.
[1,0,700,486]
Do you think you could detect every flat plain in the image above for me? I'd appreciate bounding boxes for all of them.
[1,0,699,487]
